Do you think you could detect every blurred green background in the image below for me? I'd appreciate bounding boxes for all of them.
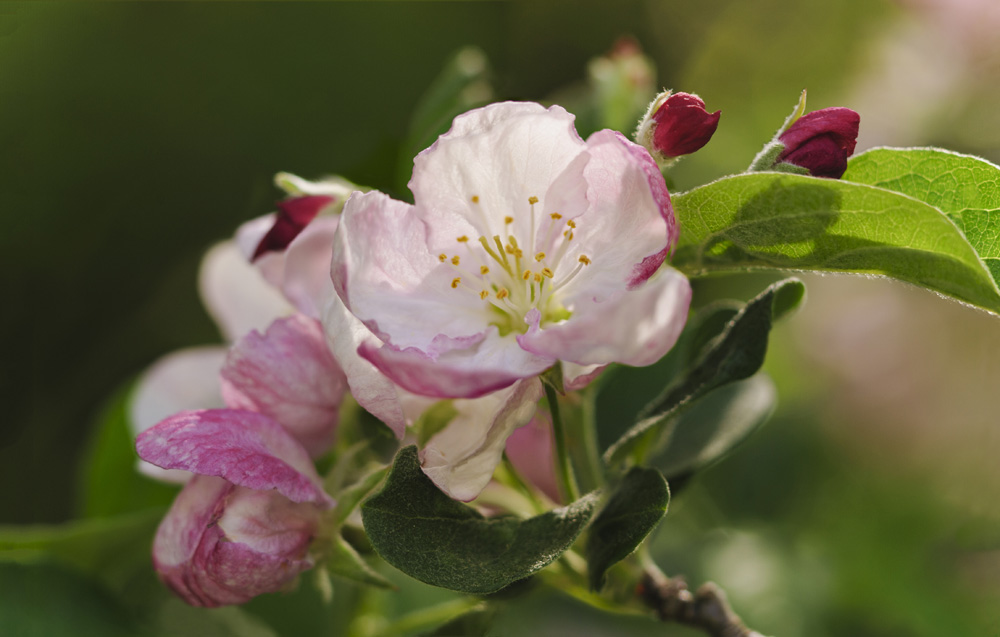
[3,1,1000,635]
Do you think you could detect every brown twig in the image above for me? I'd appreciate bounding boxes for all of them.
[638,568,768,637]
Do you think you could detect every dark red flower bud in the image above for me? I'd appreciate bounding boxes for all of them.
[637,91,721,162]
[252,195,334,260]
[776,107,860,179]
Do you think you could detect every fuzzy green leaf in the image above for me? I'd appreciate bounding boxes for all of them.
[844,147,1000,285]
[603,279,802,467]
[671,172,1000,314]
[362,446,598,594]
[653,373,777,481]
[586,467,669,591]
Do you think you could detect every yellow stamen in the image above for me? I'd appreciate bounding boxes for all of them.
[451,256,460,265]
[451,277,462,289]
[480,265,490,275]
[541,267,554,278]
[533,273,543,282]
[497,288,510,300]
[504,216,514,225]
[505,244,515,255]
[550,212,562,220]
[563,230,574,241]
[578,255,591,265]
[457,235,469,243]
[480,290,489,299]
[567,220,577,229]
[438,253,447,262]
[471,195,479,203]
[528,196,539,205]
[522,269,532,280]
[534,252,546,262]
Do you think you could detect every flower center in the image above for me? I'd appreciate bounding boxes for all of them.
[439,194,591,335]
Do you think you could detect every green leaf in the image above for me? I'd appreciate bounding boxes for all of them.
[0,509,163,596]
[844,147,1000,285]
[0,562,139,636]
[397,47,493,194]
[592,301,741,452]
[603,279,802,467]
[652,373,777,481]
[671,172,1000,314]
[414,401,459,448]
[585,467,669,591]
[362,446,599,594]
[77,383,180,518]
[324,535,394,590]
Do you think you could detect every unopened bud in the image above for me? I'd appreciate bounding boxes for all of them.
[776,107,860,178]
[636,90,721,164]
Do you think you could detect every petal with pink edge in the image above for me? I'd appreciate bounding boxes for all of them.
[421,378,544,501]
[136,409,332,506]
[332,190,489,352]
[517,267,691,368]
[221,315,347,458]
[359,329,553,399]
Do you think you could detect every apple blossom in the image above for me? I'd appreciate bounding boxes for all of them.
[136,409,334,607]
[328,101,691,401]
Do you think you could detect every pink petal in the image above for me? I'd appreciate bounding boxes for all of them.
[409,102,587,247]
[359,330,553,399]
[154,476,318,607]
[221,315,347,458]
[129,346,228,483]
[280,215,339,319]
[332,190,489,352]
[517,267,691,367]
[421,378,544,501]
[504,413,560,503]
[136,409,332,506]
[198,241,293,342]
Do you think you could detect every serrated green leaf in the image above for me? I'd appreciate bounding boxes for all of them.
[324,536,394,590]
[586,467,669,591]
[844,147,1000,285]
[652,373,777,481]
[603,279,802,467]
[362,446,598,594]
[78,383,180,518]
[671,172,1000,314]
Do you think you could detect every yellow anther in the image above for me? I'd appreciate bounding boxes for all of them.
[480,265,490,275]
[505,244,515,254]
[457,235,469,243]
[504,216,514,225]
[514,249,523,258]
[522,269,532,280]
[451,277,462,289]
[451,255,460,266]
[550,212,562,220]
[497,288,510,300]
[563,230,574,240]
[533,273,543,282]
[471,195,480,203]
[528,196,539,205]
[578,254,591,265]
[541,267,554,278]
[534,252,546,262]
[438,253,447,262]
[480,290,489,299]
[567,220,577,229]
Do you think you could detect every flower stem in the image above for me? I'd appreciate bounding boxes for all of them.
[545,382,580,502]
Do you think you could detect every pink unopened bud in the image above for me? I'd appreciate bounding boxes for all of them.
[137,409,334,607]
[776,107,860,178]
[637,91,721,162]
[252,195,335,260]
